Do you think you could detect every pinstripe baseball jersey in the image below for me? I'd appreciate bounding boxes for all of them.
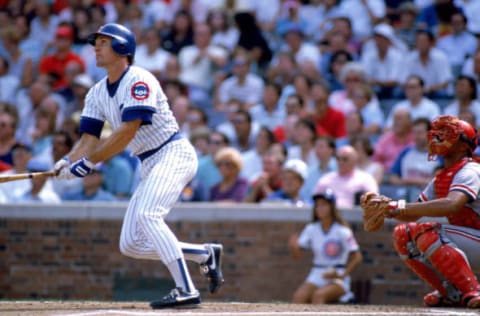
[81,65,178,155]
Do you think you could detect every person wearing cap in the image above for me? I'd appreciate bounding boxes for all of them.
[0,143,34,202]
[11,159,60,203]
[315,145,378,209]
[38,24,85,90]
[396,2,420,50]
[263,158,310,206]
[288,188,362,304]
[360,23,405,99]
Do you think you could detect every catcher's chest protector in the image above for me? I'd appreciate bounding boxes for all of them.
[434,158,480,229]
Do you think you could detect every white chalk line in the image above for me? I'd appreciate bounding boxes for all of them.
[54,309,480,316]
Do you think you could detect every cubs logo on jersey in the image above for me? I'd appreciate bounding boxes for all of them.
[131,81,149,100]
[323,239,343,259]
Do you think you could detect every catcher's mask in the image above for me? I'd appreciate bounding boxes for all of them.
[427,115,478,160]
[312,188,336,206]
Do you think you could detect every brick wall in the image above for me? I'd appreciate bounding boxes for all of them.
[0,204,431,305]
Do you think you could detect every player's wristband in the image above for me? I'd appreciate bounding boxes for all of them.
[388,199,406,217]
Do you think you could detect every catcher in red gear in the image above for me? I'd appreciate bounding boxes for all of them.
[361,115,480,308]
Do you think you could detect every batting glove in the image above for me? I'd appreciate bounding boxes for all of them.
[56,167,76,180]
[53,156,71,174]
[70,157,95,177]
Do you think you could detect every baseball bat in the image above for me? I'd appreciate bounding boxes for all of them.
[0,170,56,183]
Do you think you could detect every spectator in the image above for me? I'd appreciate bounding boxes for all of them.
[0,106,18,166]
[186,106,209,137]
[249,81,284,130]
[443,75,480,128]
[350,83,384,138]
[63,164,118,201]
[351,134,384,184]
[28,0,60,57]
[301,136,338,200]
[102,154,134,200]
[400,29,453,98]
[417,0,462,37]
[134,28,171,79]
[263,158,309,206]
[38,24,85,90]
[0,143,33,202]
[335,110,365,148]
[0,51,21,104]
[395,2,420,50]
[287,118,318,166]
[162,10,194,55]
[329,62,380,117]
[310,81,347,139]
[217,52,265,110]
[385,75,441,129]
[68,73,94,120]
[436,11,477,76]
[49,131,82,199]
[192,131,230,201]
[315,145,379,209]
[178,23,228,110]
[171,95,192,137]
[241,126,276,181]
[266,51,298,88]
[387,117,440,189]
[361,23,405,99]
[285,94,308,118]
[458,0,480,34]
[373,108,414,171]
[337,0,386,41]
[55,61,85,117]
[8,16,37,85]
[218,109,260,153]
[324,50,353,92]
[275,0,308,37]
[291,74,314,110]
[210,147,249,203]
[234,12,273,74]
[461,50,480,97]
[189,126,211,158]
[11,159,60,203]
[279,24,321,81]
[30,106,57,167]
[206,9,239,54]
[289,189,362,304]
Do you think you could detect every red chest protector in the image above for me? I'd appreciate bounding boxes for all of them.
[434,158,480,229]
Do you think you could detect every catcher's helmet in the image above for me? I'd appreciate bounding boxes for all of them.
[427,115,478,159]
[87,23,136,60]
[312,188,336,206]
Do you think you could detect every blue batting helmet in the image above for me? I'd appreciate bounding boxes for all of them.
[312,188,336,206]
[87,23,136,60]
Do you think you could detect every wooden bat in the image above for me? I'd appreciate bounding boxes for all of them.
[0,170,56,183]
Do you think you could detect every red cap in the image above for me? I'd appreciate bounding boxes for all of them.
[56,26,73,39]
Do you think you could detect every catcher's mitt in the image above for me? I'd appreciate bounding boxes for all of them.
[360,192,393,232]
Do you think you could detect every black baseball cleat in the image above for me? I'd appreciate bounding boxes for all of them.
[150,287,201,309]
[200,243,224,294]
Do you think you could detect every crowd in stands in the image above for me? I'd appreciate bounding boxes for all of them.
[0,0,479,207]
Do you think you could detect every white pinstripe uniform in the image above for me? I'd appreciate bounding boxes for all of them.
[297,222,359,302]
[81,65,210,293]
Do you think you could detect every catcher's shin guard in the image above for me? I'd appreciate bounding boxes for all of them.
[393,223,447,298]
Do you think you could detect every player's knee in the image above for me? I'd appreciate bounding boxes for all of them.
[311,289,328,304]
[392,223,413,255]
[136,209,167,231]
[413,222,442,254]
[119,232,137,258]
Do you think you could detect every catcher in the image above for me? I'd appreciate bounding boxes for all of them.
[360,115,480,308]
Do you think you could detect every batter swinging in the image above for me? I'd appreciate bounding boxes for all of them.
[54,23,224,309]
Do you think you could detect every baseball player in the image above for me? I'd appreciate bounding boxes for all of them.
[288,189,362,304]
[54,23,224,309]
[362,115,480,308]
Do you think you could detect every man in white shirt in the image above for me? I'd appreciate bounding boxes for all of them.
[217,54,264,109]
[178,23,228,109]
[134,28,171,79]
[386,75,441,129]
[400,29,453,98]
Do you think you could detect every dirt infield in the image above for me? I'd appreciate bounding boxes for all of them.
[0,301,479,316]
